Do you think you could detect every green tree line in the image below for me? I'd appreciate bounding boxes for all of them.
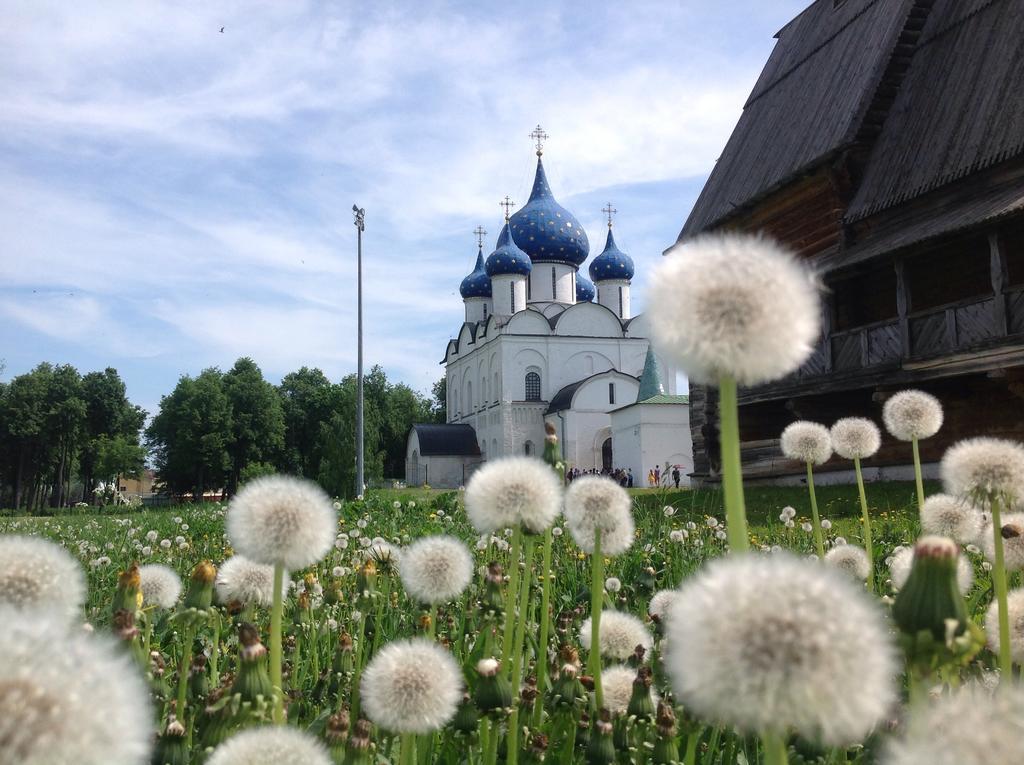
[0,358,445,509]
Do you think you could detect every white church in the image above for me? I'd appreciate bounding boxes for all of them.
[405,129,692,488]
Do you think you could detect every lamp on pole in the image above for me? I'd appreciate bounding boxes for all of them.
[352,204,365,498]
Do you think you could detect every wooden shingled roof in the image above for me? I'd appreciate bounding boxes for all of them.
[678,0,1024,242]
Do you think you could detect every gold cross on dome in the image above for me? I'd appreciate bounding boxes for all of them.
[602,203,617,228]
[529,124,549,156]
[473,226,487,248]
[499,196,516,221]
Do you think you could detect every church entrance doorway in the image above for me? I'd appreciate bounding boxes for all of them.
[601,438,613,472]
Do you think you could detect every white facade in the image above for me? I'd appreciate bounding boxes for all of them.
[610,400,692,487]
[596,279,631,320]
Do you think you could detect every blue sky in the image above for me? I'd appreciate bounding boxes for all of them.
[0,0,808,415]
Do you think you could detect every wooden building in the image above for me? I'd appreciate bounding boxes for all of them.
[675,0,1024,483]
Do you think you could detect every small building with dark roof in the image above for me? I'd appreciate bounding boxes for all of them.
[405,424,481,488]
[674,0,1024,483]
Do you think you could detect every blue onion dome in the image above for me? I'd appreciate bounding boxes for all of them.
[459,247,492,298]
[508,158,589,266]
[485,223,532,277]
[576,271,596,302]
[589,227,635,282]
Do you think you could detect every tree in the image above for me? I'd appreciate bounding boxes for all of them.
[147,369,232,499]
[80,368,146,503]
[95,435,146,498]
[223,358,285,496]
[278,367,334,479]
[431,377,447,423]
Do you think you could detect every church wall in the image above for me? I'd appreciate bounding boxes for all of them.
[528,263,577,304]
[596,279,631,320]
[610,404,693,487]
[465,296,490,324]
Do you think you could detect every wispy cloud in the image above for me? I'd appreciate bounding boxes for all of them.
[0,0,808,406]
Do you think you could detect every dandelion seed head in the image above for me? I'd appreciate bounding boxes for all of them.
[919,494,982,544]
[463,457,562,534]
[985,588,1024,665]
[138,564,182,610]
[884,684,1024,765]
[780,421,833,465]
[226,475,336,569]
[0,607,151,765]
[604,577,622,593]
[649,589,681,620]
[882,389,943,442]
[580,610,652,660]
[0,536,85,622]
[601,665,660,716]
[360,638,463,734]
[648,233,821,385]
[398,535,473,605]
[665,553,897,745]
[215,555,287,607]
[830,418,881,461]
[981,512,1024,572]
[941,437,1024,503]
[206,726,331,765]
[824,545,870,582]
[563,476,635,555]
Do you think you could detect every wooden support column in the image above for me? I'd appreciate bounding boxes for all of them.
[990,231,1009,337]
[895,257,910,358]
[822,293,834,372]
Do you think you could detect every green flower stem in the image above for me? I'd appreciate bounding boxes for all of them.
[350,608,368,719]
[501,528,523,667]
[806,462,825,559]
[428,603,437,640]
[588,529,605,709]
[506,535,535,765]
[683,731,699,765]
[209,611,221,688]
[531,527,554,728]
[269,561,285,724]
[912,438,925,511]
[400,733,416,765]
[853,457,875,593]
[762,731,789,765]
[990,494,1013,680]
[718,375,750,553]
[175,622,196,722]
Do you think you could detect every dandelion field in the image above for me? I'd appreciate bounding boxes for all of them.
[0,478,1011,765]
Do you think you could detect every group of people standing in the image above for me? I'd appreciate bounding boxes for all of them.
[563,464,683,489]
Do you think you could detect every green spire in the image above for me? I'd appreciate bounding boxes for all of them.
[636,346,665,402]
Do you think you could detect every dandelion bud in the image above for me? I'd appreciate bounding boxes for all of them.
[325,709,350,759]
[153,716,189,765]
[627,666,657,720]
[112,562,142,615]
[474,657,513,712]
[585,708,616,765]
[892,537,972,646]
[653,699,680,764]
[481,562,505,614]
[342,718,374,765]
[184,561,217,610]
[231,623,274,704]
[453,692,481,733]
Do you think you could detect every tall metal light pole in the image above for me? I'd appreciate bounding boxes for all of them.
[352,205,365,498]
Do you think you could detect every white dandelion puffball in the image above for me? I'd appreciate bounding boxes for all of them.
[0,535,86,622]
[580,610,653,660]
[0,607,152,765]
[830,418,881,461]
[563,476,635,555]
[665,552,897,745]
[206,726,331,765]
[981,512,1024,572]
[648,233,821,386]
[941,437,1024,503]
[360,638,463,734]
[882,389,943,442]
[824,544,871,582]
[919,494,982,544]
[986,588,1024,664]
[463,456,563,534]
[601,665,660,716]
[883,683,1024,765]
[216,555,287,607]
[887,543,974,594]
[648,589,681,620]
[780,421,833,465]
[138,564,182,610]
[226,475,336,569]
[398,535,473,605]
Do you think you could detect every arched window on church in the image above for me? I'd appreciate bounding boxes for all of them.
[466,381,473,412]
[524,440,534,456]
[483,303,488,320]
[527,276,532,301]
[551,266,557,299]
[618,286,624,318]
[510,282,516,313]
[525,371,541,401]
